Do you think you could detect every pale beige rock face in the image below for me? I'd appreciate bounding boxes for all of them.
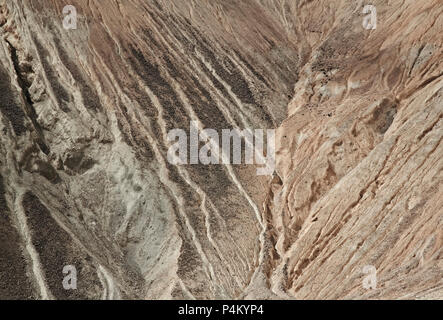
[264,0,443,299]
[0,0,441,299]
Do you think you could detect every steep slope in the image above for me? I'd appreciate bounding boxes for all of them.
[0,0,299,299]
[0,0,441,299]
[260,0,443,299]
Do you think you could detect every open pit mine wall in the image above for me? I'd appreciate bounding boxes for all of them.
[0,0,441,300]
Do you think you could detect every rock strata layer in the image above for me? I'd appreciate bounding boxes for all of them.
[0,0,441,299]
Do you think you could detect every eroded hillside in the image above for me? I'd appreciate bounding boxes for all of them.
[0,0,441,299]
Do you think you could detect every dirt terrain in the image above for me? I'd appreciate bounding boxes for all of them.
[0,0,441,299]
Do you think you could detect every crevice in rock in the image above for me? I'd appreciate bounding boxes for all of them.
[5,38,49,155]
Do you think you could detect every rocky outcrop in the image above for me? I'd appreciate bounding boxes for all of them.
[263,0,442,299]
[0,0,441,299]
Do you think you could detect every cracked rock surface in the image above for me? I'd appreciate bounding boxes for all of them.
[0,0,441,299]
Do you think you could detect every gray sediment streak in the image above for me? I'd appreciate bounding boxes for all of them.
[178,278,197,300]
[105,75,219,292]
[97,265,120,300]
[169,73,267,294]
[14,190,51,300]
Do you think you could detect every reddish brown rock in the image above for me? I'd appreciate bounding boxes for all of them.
[0,0,441,299]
